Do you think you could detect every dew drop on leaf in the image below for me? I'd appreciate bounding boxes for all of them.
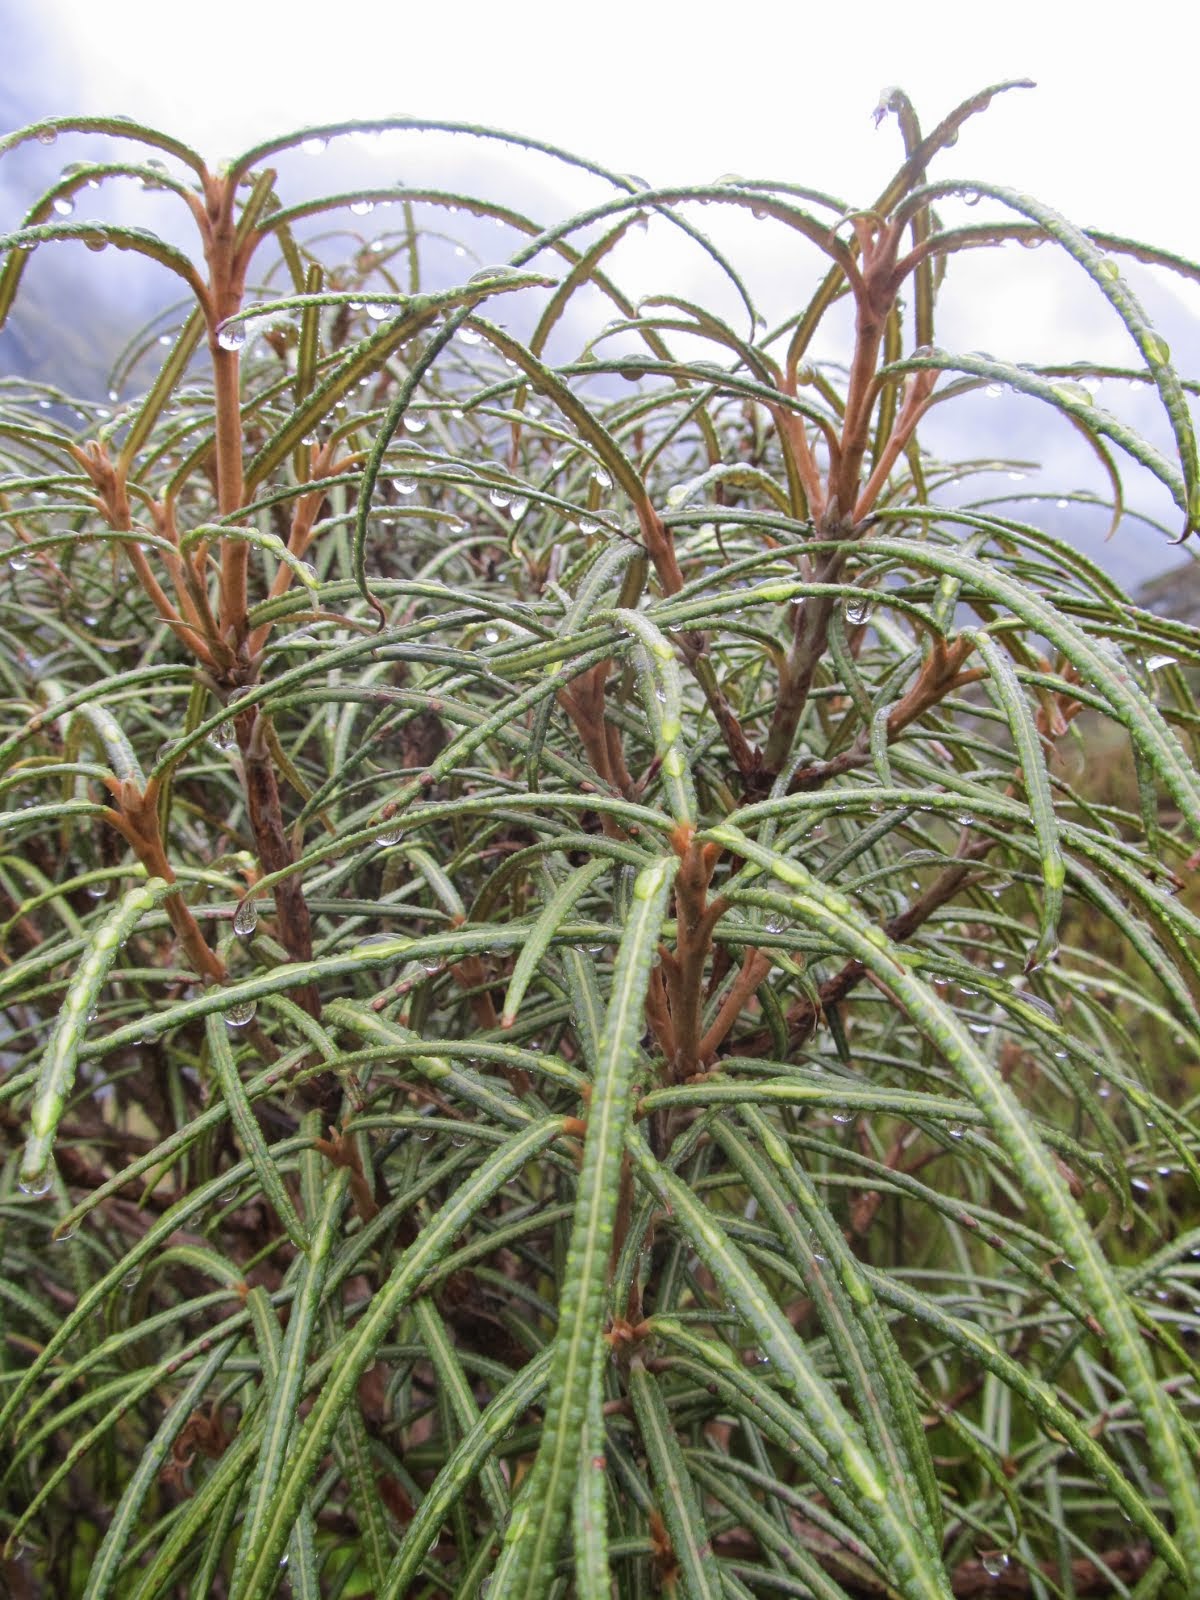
[233,900,258,938]
[225,1000,257,1028]
[1050,380,1092,407]
[216,321,246,353]
[1144,333,1170,366]
[19,1171,53,1197]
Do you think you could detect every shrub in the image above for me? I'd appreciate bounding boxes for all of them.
[1,82,1199,1600]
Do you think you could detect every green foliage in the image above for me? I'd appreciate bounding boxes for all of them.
[1,84,1199,1599]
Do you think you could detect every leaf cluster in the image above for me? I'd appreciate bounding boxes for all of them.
[1,84,1199,1600]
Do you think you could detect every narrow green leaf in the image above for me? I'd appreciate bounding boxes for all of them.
[708,821,1200,1572]
[501,857,608,1025]
[970,631,1063,969]
[204,1012,309,1251]
[490,855,678,1599]
[572,1344,612,1600]
[628,1357,721,1600]
[227,1169,351,1600]
[19,878,168,1194]
[231,1116,565,1600]
[628,1134,951,1600]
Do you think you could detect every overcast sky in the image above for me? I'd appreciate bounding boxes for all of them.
[6,0,1194,256]
[2,0,1197,589]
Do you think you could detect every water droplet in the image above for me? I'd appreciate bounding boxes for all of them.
[1144,333,1170,366]
[301,136,327,156]
[1050,380,1093,407]
[217,321,246,353]
[233,900,258,938]
[843,595,872,626]
[578,516,598,534]
[484,627,501,643]
[36,127,58,146]
[19,1171,53,1197]
[8,552,29,572]
[84,233,108,253]
[981,1553,1010,1578]
[508,497,528,519]
[224,1000,257,1028]
[52,196,75,216]
[1022,993,1057,1022]
[1147,653,1177,672]
[459,326,483,346]
[488,488,512,508]
[349,199,375,216]
[1056,497,1069,509]
[591,466,612,490]
[405,415,428,434]
[393,477,417,496]
[984,383,1005,398]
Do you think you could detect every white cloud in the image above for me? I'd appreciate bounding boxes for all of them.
[21,0,1198,256]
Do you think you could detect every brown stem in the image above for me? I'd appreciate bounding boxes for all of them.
[644,960,677,1065]
[853,366,939,520]
[670,837,718,1079]
[770,401,827,522]
[104,788,225,986]
[698,947,773,1061]
[199,170,251,647]
[236,709,319,1019]
[762,544,846,775]
[246,446,340,660]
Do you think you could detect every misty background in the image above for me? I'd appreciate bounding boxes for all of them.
[2,0,1197,600]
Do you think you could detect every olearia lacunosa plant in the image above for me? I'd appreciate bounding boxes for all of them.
[1,80,1199,1600]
